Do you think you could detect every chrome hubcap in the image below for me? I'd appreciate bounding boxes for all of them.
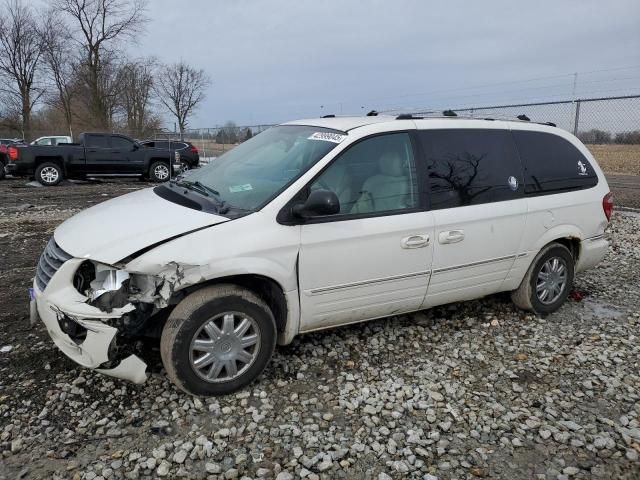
[154,164,169,180]
[189,312,260,383]
[536,257,568,304]
[41,166,59,183]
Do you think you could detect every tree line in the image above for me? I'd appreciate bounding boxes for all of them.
[0,0,211,141]
[578,129,640,145]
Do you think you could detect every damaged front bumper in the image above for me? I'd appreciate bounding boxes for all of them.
[33,258,148,384]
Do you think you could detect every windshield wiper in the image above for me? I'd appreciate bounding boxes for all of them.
[169,179,230,214]
[172,179,220,197]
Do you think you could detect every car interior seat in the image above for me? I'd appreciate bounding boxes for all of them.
[351,151,410,213]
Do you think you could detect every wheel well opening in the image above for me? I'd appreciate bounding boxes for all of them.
[197,275,288,334]
[554,237,581,262]
[35,157,64,169]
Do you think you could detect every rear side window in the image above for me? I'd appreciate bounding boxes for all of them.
[512,131,598,194]
[86,135,110,148]
[111,136,134,149]
[419,129,523,210]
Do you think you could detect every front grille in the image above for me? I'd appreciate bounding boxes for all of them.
[35,238,73,292]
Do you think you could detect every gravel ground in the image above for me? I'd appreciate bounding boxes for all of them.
[0,178,639,480]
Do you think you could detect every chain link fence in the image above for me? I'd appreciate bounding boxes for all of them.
[396,95,640,141]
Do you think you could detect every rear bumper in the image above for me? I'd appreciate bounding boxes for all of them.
[576,235,609,273]
[34,258,148,384]
[4,161,32,176]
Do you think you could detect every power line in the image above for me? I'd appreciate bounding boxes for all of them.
[337,64,640,108]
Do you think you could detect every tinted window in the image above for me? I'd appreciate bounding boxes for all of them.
[311,133,419,215]
[111,136,133,149]
[85,135,109,148]
[512,131,598,194]
[419,129,523,209]
[171,142,188,150]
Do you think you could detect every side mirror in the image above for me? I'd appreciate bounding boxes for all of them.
[132,143,139,151]
[292,189,340,219]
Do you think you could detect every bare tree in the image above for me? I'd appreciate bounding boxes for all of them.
[155,61,211,138]
[54,0,148,129]
[0,0,44,140]
[40,9,77,137]
[117,58,156,137]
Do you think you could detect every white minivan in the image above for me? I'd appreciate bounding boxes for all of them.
[31,116,612,395]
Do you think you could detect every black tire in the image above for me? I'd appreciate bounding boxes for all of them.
[35,162,63,186]
[160,284,277,396]
[149,161,170,182]
[0,160,5,180]
[512,243,575,315]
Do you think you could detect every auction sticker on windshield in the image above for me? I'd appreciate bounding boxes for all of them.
[308,132,347,143]
[229,184,253,193]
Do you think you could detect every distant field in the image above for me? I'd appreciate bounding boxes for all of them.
[586,144,640,176]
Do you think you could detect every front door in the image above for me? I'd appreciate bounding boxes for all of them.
[110,136,143,174]
[297,132,435,332]
[415,126,527,307]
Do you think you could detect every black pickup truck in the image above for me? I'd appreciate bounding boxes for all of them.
[4,133,183,186]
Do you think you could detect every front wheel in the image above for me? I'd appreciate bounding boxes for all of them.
[35,162,63,186]
[512,243,575,315]
[160,285,277,396]
[149,161,170,182]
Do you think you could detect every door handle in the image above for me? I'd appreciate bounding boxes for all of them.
[439,230,465,244]
[401,234,430,249]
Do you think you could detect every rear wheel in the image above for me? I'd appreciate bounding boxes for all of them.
[160,284,277,396]
[149,161,170,182]
[0,160,5,180]
[512,243,574,315]
[35,162,63,186]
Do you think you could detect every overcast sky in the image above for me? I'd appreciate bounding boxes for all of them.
[131,0,640,127]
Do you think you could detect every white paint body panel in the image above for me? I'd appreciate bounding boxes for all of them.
[298,212,435,331]
[54,187,229,264]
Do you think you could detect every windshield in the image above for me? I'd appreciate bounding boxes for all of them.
[181,125,344,211]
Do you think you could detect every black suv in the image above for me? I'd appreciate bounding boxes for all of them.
[141,140,200,170]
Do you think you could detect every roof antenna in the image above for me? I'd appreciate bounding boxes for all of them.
[442,109,457,117]
[366,110,378,117]
[517,114,530,121]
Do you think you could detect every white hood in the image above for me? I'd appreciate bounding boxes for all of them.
[55,187,229,264]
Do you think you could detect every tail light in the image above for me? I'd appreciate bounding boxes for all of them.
[602,192,613,222]
[7,146,18,161]
[190,145,198,154]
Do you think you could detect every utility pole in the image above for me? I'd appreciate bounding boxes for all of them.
[571,72,578,100]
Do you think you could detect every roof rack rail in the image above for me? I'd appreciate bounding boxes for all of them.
[540,121,556,127]
[517,114,530,121]
[442,109,457,117]
[321,114,335,118]
[396,113,422,120]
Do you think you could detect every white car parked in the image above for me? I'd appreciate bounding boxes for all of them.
[31,115,612,395]
[30,135,73,146]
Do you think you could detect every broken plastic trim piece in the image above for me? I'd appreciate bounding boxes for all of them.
[88,266,130,302]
